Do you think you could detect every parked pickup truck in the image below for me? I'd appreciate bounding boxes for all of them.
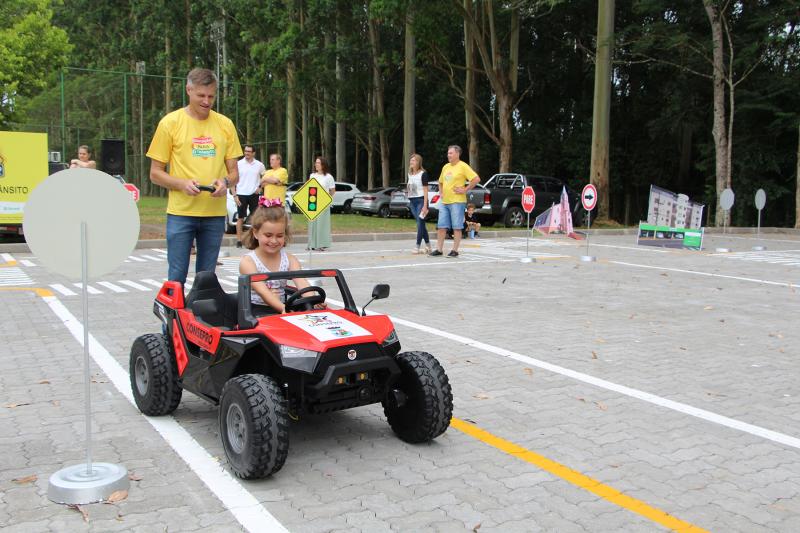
[466,173,587,228]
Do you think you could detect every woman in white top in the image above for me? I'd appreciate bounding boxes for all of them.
[407,153,431,254]
[308,156,335,250]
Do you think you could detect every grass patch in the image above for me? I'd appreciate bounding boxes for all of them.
[138,196,169,225]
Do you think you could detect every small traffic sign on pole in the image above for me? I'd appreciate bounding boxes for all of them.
[581,184,597,211]
[123,183,140,203]
[521,186,536,263]
[292,178,332,221]
[580,184,597,262]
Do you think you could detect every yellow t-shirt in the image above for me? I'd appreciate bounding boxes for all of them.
[438,160,478,204]
[146,109,243,216]
[262,166,289,203]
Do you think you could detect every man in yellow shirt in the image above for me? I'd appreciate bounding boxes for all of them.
[260,153,289,204]
[147,68,243,284]
[430,145,480,258]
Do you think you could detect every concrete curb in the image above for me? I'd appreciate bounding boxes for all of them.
[2,226,798,253]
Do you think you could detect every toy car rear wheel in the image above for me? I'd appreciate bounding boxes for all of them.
[129,333,182,416]
[219,374,289,479]
[383,351,453,443]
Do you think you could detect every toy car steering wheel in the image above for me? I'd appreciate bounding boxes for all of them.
[284,286,327,312]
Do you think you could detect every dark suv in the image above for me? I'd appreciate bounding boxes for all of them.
[468,173,587,227]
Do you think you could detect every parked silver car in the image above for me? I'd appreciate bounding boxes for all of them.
[389,182,442,220]
[352,187,397,217]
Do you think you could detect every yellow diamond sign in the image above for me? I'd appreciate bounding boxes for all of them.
[292,178,332,221]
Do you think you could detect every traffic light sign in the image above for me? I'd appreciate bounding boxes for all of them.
[292,178,332,221]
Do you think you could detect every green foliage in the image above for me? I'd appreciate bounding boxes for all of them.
[0,0,72,125]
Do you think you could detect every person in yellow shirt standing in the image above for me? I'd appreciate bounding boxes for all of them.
[260,153,289,205]
[430,145,480,257]
[147,68,243,284]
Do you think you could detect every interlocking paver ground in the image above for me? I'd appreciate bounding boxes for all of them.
[1,230,799,531]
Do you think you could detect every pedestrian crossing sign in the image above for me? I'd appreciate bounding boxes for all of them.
[293,178,332,221]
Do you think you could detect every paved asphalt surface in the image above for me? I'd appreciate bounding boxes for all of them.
[2,231,799,532]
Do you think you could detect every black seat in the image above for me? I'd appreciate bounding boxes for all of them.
[185,271,238,329]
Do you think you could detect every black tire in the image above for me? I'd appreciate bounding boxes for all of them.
[503,206,524,227]
[130,334,182,416]
[343,200,353,214]
[383,351,453,443]
[378,204,391,218]
[219,374,289,479]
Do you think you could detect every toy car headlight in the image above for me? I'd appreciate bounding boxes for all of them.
[381,329,399,347]
[279,345,321,373]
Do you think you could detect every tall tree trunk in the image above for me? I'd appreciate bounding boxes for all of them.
[286,65,297,179]
[402,10,416,178]
[704,1,729,227]
[184,0,191,67]
[335,30,346,181]
[496,93,513,172]
[367,14,390,187]
[165,35,172,112]
[302,95,310,176]
[367,90,375,190]
[796,122,799,228]
[324,33,334,160]
[464,0,479,172]
[589,0,614,221]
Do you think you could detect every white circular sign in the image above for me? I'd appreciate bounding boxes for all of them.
[23,168,140,279]
[720,188,735,211]
[754,189,766,210]
[581,184,598,211]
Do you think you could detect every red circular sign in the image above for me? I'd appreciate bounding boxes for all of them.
[581,184,597,211]
[123,183,140,203]
[521,186,536,213]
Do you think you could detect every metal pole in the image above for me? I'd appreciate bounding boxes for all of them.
[123,74,129,177]
[757,210,761,238]
[586,210,591,256]
[80,221,93,474]
[60,70,66,160]
[526,212,530,258]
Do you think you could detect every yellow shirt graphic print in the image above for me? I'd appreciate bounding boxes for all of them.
[438,160,477,204]
[191,136,217,158]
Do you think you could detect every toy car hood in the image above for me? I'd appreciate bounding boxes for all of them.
[247,309,396,352]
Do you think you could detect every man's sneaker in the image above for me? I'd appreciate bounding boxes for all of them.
[447,250,459,257]
[236,241,243,248]
[429,250,443,256]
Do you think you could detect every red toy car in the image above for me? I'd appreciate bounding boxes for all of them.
[129,269,453,479]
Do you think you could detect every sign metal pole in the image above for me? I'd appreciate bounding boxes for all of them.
[81,222,93,474]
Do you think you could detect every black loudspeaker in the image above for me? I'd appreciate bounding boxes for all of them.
[101,139,125,175]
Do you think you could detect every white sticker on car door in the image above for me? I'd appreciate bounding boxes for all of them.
[281,313,372,341]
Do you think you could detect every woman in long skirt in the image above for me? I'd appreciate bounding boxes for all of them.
[308,156,335,250]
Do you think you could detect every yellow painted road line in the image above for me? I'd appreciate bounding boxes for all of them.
[1,261,19,267]
[451,418,709,533]
[0,287,54,297]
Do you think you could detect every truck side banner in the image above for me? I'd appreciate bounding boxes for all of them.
[0,132,49,225]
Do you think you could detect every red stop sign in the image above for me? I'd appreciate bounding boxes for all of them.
[124,183,140,203]
[522,186,536,213]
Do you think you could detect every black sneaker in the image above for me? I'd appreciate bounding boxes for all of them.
[429,250,443,256]
[447,250,459,257]
[236,241,243,248]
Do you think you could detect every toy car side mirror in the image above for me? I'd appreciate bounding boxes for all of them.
[362,284,390,315]
[372,284,390,299]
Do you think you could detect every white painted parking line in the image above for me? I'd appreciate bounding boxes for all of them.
[118,280,151,291]
[141,279,165,288]
[151,248,168,253]
[0,267,32,286]
[127,255,147,262]
[611,260,800,288]
[97,281,128,293]
[332,258,517,272]
[1,253,14,262]
[42,295,288,533]
[72,283,102,295]
[590,243,670,253]
[49,284,77,296]
[20,259,36,267]
[141,254,165,262]
[331,298,800,452]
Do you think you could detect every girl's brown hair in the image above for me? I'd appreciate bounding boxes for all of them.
[314,156,329,175]
[409,153,425,174]
[242,204,291,249]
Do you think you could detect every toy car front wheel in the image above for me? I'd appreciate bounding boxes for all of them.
[219,374,289,479]
[383,351,453,443]
[129,333,182,416]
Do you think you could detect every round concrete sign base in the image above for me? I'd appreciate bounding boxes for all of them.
[579,255,597,262]
[752,245,766,251]
[48,463,129,505]
[520,257,536,263]
[715,247,731,253]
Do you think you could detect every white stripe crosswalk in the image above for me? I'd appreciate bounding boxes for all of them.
[710,250,800,267]
[0,267,33,286]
